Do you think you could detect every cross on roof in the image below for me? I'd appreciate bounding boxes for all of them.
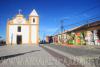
[18,9,22,14]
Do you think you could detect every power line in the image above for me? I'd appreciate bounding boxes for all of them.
[52,28,60,36]
[52,15,100,36]
[64,16,100,29]
[61,5,100,29]
[52,4,100,36]
[69,4,100,18]
[64,16,100,27]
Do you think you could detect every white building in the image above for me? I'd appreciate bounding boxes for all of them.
[6,9,39,45]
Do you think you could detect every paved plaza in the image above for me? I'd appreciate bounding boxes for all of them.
[0,45,66,67]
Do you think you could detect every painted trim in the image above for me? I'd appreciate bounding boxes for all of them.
[29,16,31,45]
[6,21,9,45]
[29,16,39,17]
[9,24,39,25]
[36,17,39,44]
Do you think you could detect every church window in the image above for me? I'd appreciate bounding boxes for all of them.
[33,18,35,23]
[18,26,21,32]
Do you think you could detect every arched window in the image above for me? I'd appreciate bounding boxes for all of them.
[33,18,35,23]
[18,26,21,32]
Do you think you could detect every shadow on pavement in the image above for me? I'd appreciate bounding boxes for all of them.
[0,50,40,63]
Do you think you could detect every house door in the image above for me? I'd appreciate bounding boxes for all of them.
[17,35,22,44]
[97,30,100,40]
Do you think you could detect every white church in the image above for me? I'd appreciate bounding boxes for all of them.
[6,9,39,45]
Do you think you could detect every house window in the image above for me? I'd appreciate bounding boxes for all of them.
[18,26,21,32]
[33,18,35,23]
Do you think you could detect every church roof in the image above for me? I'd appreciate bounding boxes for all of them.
[29,9,38,16]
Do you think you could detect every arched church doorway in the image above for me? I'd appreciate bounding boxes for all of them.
[17,35,22,44]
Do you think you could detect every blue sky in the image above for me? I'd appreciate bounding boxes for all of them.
[0,0,100,40]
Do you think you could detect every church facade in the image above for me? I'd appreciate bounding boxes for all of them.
[6,9,39,45]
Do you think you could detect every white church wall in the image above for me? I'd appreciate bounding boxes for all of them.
[31,25,37,44]
[9,25,17,44]
[9,25,29,44]
[21,25,29,44]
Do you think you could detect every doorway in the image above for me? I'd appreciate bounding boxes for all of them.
[17,35,22,44]
[97,30,100,39]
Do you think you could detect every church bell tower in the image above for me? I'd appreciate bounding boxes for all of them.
[29,9,39,44]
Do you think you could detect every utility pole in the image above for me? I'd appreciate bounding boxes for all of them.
[60,20,65,44]
[60,20,65,33]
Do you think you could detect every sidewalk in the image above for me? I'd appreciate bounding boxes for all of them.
[62,44,100,50]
